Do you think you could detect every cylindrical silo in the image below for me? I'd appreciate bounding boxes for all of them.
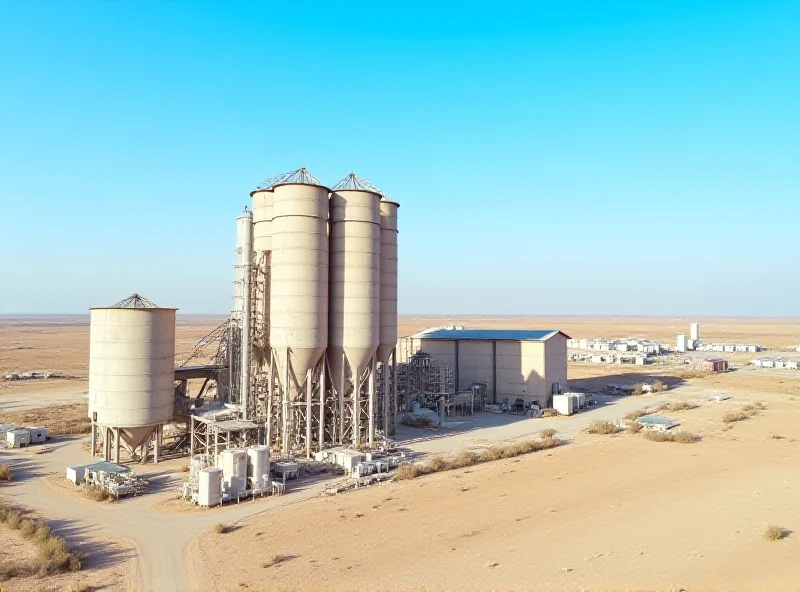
[250,186,274,420]
[329,173,382,446]
[269,170,330,396]
[251,187,274,254]
[88,293,176,461]
[234,210,253,418]
[377,199,399,365]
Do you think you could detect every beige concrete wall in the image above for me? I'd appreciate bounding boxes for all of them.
[457,340,494,398]
[544,332,568,401]
[397,334,568,408]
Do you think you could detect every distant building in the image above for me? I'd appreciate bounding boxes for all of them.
[693,357,728,372]
[676,334,688,353]
[690,322,700,343]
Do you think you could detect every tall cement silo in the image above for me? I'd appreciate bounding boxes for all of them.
[269,168,329,454]
[377,198,399,436]
[88,293,176,464]
[329,173,382,446]
[250,186,274,420]
[232,210,253,418]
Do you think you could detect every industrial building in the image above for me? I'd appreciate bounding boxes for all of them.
[398,328,568,409]
[692,357,729,372]
[86,167,401,469]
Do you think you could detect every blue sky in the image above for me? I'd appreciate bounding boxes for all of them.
[0,1,797,315]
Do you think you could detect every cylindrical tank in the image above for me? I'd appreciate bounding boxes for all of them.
[377,199,399,364]
[88,298,176,428]
[328,181,381,389]
[247,445,270,488]
[251,188,274,254]
[220,449,248,481]
[198,467,222,507]
[270,179,330,393]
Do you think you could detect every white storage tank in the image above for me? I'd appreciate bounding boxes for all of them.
[247,445,270,489]
[88,293,176,457]
[220,449,248,482]
[198,467,223,507]
[552,394,575,416]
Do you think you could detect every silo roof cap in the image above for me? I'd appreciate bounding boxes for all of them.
[90,293,177,310]
[251,167,328,194]
[331,172,382,196]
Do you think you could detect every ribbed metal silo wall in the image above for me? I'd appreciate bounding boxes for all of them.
[251,188,273,414]
[377,199,399,436]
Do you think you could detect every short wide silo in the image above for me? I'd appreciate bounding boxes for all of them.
[329,173,382,445]
[88,293,176,463]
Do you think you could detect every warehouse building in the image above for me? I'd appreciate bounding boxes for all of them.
[398,328,569,408]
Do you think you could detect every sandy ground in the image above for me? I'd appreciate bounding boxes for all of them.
[1,315,799,590]
[196,392,800,591]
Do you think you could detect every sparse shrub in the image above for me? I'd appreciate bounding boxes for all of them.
[394,437,561,481]
[632,383,644,396]
[262,553,285,568]
[425,456,447,473]
[0,464,13,481]
[33,521,52,542]
[641,430,696,443]
[627,421,642,434]
[180,465,190,473]
[652,380,667,392]
[657,401,696,412]
[540,428,556,438]
[71,584,92,592]
[82,486,112,502]
[586,420,619,435]
[214,523,227,534]
[764,525,786,541]
[452,450,477,468]
[394,463,421,481]
[19,518,36,538]
[723,409,750,424]
[5,509,22,529]
[540,408,558,417]
[624,408,650,421]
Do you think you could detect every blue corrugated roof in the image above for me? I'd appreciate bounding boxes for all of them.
[414,329,567,341]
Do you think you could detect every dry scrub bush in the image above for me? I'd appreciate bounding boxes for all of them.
[632,384,644,396]
[0,464,13,481]
[722,404,763,424]
[624,409,650,420]
[642,430,696,443]
[394,463,422,481]
[540,428,557,438]
[540,408,558,417]
[652,380,667,392]
[586,420,619,435]
[452,451,477,468]
[214,523,227,534]
[764,525,786,541]
[395,438,561,481]
[627,421,642,434]
[262,553,285,568]
[657,401,696,412]
[82,486,112,502]
[425,456,447,473]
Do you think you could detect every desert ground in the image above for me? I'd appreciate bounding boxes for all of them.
[1,315,799,591]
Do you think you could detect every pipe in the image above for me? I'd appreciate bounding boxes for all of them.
[391,348,398,436]
[339,351,345,444]
[319,356,326,450]
[306,368,312,459]
[353,365,360,447]
[368,357,376,448]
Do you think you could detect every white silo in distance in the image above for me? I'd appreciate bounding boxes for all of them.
[88,293,176,464]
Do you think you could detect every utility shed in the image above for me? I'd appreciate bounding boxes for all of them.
[398,328,569,408]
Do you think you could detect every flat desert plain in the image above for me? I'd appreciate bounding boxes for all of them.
[1,315,799,591]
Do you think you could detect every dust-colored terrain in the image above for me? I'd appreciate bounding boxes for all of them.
[1,315,799,591]
[197,393,800,591]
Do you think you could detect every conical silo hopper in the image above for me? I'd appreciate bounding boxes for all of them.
[269,168,329,399]
[328,174,382,396]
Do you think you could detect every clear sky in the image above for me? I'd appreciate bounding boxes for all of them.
[0,1,797,316]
